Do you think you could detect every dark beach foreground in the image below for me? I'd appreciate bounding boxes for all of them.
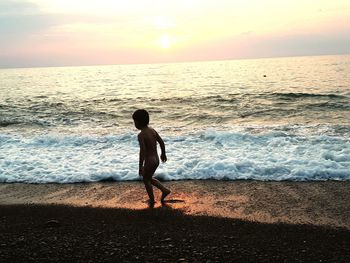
[0,181,349,262]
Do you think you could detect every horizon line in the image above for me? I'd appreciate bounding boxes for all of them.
[1,52,349,70]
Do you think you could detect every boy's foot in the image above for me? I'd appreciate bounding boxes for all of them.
[161,190,171,203]
[146,199,155,208]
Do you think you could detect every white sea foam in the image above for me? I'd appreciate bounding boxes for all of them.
[0,130,349,183]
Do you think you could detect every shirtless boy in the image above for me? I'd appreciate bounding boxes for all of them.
[132,109,171,205]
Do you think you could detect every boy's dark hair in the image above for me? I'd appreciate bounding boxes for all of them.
[132,109,149,126]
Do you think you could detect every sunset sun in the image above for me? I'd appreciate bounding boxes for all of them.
[159,34,172,49]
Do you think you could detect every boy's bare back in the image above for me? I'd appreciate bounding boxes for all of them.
[138,127,167,164]
[138,127,159,158]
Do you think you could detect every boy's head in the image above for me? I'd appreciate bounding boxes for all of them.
[132,109,149,129]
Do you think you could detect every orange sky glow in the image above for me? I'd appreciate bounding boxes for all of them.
[0,0,350,67]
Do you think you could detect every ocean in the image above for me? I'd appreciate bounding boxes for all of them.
[1,55,350,183]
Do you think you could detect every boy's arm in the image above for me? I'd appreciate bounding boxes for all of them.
[138,134,145,176]
[155,131,167,163]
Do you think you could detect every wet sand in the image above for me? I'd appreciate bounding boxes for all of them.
[0,181,349,262]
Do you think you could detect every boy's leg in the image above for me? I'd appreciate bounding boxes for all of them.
[151,178,171,202]
[142,162,157,203]
[142,161,170,202]
[151,178,170,193]
[143,177,155,203]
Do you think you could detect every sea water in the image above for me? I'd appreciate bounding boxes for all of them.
[1,55,350,183]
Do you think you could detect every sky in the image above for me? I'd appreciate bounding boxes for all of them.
[1,0,350,68]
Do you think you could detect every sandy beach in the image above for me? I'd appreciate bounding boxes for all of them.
[1,180,349,228]
[0,181,349,262]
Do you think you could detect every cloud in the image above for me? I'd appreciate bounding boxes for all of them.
[0,0,61,43]
[170,21,350,63]
[0,14,61,35]
[0,0,37,15]
[256,31,350,57]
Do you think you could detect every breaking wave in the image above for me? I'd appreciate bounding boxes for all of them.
[1,129,349,183]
